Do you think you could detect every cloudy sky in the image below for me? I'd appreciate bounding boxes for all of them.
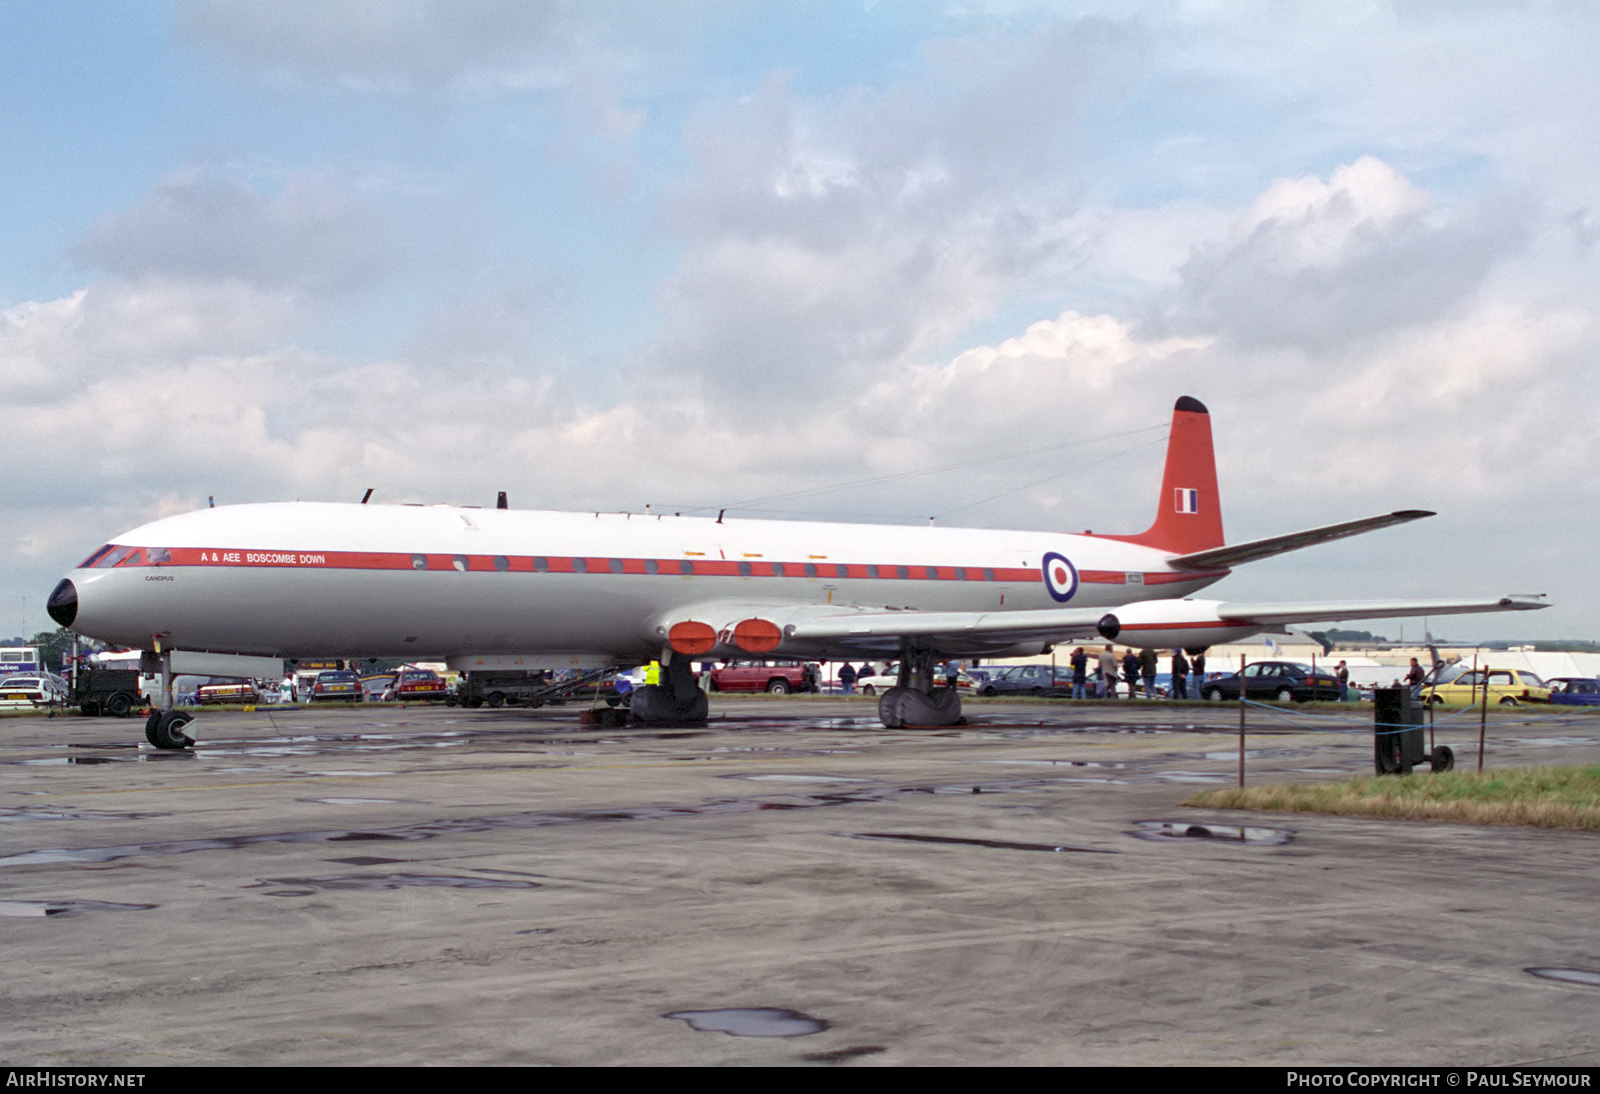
[2,0,1595,643]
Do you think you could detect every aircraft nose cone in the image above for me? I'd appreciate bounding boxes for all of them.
[47,579,77,628]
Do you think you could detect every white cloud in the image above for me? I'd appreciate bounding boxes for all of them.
[1166,157,1530,349]
[75,170,394,298]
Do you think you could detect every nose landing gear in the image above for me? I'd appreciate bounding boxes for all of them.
[144,710,195,750]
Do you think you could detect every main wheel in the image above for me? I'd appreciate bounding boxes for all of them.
[766,679,791,694]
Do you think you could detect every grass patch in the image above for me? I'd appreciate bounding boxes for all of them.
[1185,765,1600,831]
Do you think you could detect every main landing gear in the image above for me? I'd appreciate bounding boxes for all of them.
[627,653,710,724]
[877,645,964,729]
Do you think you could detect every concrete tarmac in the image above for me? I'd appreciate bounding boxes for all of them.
[1,696,1596,1066]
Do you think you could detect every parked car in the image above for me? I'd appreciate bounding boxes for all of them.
[309,670,363,702]
[1200,661,1341,703]
[707,660,819,694]
[856,664,975,696]
[194,676,260,705]
[977,664,1074,697]
[0,674,68,708]
[358,672,395,701]
[1548,678,1600,707]
[382,667,449,701]
[1420,668,1550,707]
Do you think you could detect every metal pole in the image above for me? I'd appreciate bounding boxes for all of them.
[1238,653,1247,787]
[1478,663,1488,774]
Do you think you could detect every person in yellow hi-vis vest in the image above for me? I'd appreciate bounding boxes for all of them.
[644,661,661,686]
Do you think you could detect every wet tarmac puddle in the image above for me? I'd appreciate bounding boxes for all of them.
[801,1045,886,1063]
[0,791,890,868]
[1526,967,1600,988]
[664,1007,828,1037]
[1128,820,1294,845]
[0,806,168,822]
[0,899,155,917]
[725,773,876,784]
[256,873,544,895]
[842,831,1116,854]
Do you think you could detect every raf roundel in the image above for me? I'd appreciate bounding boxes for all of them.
[1041,551,1078,603]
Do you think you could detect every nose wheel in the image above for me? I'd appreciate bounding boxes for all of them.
[144,710,195,750]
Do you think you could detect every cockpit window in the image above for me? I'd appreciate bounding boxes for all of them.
[78,545,117,568]
[92,546,135,568]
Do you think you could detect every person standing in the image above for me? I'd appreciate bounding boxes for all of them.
[1098,645,1118,698]
[839,662,857,695]
[1191,651,1207,691]
[1140,647,1158,699]
[1122,649,1141,699]
[1171,649,1190,700]
[1070,647,1089,700]
[1335,660,1349,702]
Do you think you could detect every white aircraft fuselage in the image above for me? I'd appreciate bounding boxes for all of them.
[55,501,1226,666]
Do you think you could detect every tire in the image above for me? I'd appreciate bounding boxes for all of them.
[1499,696,1520,706]
[1030,687,1042,697]
[766,679,791,695]
[1203,688,1223,702]
[980,686,995,697]
[861,684,875,696]
[146,711,193,750]
[1275,688,1295,703]
[106,692,133,718]
[487,692,505,708]
[80,700,99,717]
[1431,745,1455,773]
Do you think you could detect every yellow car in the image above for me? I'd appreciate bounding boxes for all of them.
[1421,669,1551,707]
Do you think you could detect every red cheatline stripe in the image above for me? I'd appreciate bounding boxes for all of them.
[89,544,1205,587]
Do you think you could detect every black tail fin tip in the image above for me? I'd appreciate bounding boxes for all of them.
[1175,396,1208,414]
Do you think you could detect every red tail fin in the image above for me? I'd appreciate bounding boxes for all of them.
[1104,396,1224,554]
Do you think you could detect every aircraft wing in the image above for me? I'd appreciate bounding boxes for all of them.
[1167,510,1434,571]
[653,594,1546,660]
[648,599,1110,659]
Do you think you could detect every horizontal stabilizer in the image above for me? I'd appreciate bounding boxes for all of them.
[1167,510,1434,571]
[1214,596,1548,626]
[1096,595,1547,649]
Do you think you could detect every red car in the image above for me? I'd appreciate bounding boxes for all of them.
[707,660,819,694]
[382,667,449,701]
